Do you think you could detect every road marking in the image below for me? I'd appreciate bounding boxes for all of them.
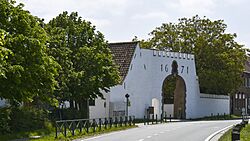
[154,133,158,136]
[204,124,236,141]
[137,139,144,141]
[147,136,152,138]
[160,131,164,134]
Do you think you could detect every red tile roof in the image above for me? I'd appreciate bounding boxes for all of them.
[109,41,138,83]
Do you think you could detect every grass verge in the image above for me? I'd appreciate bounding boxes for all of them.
[0,125,137,141]
[219,124,250,141]
[218,129,232,141]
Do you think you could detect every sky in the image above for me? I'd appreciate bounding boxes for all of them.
[16,0,250,48]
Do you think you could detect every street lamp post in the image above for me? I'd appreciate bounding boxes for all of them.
[125,94,130,117]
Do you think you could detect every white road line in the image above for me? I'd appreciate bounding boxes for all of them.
[137,139,144,141]
[154,133,158,136]
[159,131,164,134]
[147,136,152,138]
[204,124,235,141]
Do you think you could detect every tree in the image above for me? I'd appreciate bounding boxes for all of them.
[0,29,12,79]
[45,12,120,118]
[139,15,246,95]
[0,0,60,105]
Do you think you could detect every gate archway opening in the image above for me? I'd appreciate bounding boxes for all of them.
[162,60,186,119]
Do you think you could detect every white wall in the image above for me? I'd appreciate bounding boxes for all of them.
[89,93,109,119]
[196,93,230,118]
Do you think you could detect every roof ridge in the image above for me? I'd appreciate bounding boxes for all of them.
[109,41,139,45]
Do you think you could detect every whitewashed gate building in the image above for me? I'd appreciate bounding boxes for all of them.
[99,41,229,119]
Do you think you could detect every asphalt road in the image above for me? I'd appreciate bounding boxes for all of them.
[75,120,241,141]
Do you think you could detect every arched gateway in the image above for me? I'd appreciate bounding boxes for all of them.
[162,60,186,119]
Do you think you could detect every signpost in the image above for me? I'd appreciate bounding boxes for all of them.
[125,94,130,117]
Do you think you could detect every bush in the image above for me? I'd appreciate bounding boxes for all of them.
[9,107,49,132]
[0,107,11,134]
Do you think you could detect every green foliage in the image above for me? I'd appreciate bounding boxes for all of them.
[9,107,49,132]
[0,107,11,134]
[0,106,50,135]
[218,129,232,141]
[45,11,120,103]
[0,0,60,105]
[140,15,246,95]
[162,75,177,104]
[240,124,250,141]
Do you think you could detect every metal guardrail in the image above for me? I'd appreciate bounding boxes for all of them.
[55,116,135,138]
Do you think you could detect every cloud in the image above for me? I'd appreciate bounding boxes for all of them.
[168,0,216,15]
[17,0,129,22]
[86,18,111,29]
[131,12,169,20]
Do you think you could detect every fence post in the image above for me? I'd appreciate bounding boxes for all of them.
[64,122,67,137]
[79,121,82,133]
[109,117,112,128]
[55,122,58,138]
[152,115,154,124]
[86,120,89,133]
[133,116,135,125]
[125,116,128,126]
[129,116,132,126]
[72,121,75,136]
[104,118,107,129]
[156,114,158,124]
[161,114,163,123]
[99,118,102,131]
[93,119,96,132]
[115,117,118,127]
[164,112,166,122]
[120,117,123,127]
[147,115,149,125]
[170,114,172,122]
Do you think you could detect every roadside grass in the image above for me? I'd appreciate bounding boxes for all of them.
[32,125,137,141]
[0,128,53,141]
[240,124,250,141]
[0,125,137,141]
[218,129,231,141]
[219,124,250,141]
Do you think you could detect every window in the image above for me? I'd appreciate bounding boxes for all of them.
[89,99,95,106]
[245,78,250,87]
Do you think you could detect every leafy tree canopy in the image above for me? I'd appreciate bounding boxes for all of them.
[139,15,246,95]
[0,0,60,105]
[45,11,120,102]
